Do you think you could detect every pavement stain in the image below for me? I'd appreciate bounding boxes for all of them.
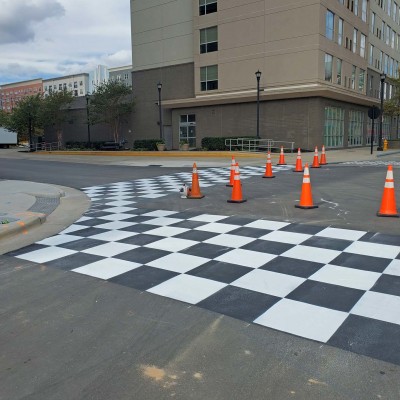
[307,378,327,386]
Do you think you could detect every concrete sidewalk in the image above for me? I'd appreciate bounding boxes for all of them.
[0,180,90,254]
[0,146,399,254]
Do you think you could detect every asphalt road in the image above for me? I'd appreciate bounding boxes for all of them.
[0,152,400,399]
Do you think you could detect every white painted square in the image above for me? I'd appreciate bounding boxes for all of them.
[309,264,380,290]
[94,221,137,230]
[73,258,141,280]
[99,213,136,221]
[245,220,290,231]
[147,253,209,273]
[143,210,178,217]
[232,269,305,297]
[59,224,90,234]
[254,299,348,343]
[145,226,189,237]
[215,249,276,268]
[139,194,167,199]
[145,237,197,252]
[105,200,135,206]
[383,259,400,276]
[144,217,183,226]
[148,274,226,304]
[195,223,240,234]
[102,207,137,213]
[88,230,138,242]
[16,247,77,263]
[82,242,137,257]
[188,214,227,222]
[281,245,340,264]
[315,227,366,241]
[204,234,256,248]
[37,234,82,246]
[259,230,311,245]
[344,241,400,259]
[76,216,92,223]
[350,291,400,325]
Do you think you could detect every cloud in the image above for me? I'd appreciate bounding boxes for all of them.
[0,0,65,45]
[0,0,132,85]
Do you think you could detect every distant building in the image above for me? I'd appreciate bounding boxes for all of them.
[109,65,133,88]
[43,73,90,98]
[0,79,43,112]
[89,65,109,93]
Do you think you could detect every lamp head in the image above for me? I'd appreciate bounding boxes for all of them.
[380,73,386,82]
[157,82,162,91]
[255,70,262,80]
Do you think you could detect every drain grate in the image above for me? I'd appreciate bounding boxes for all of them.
[28,196,60,215]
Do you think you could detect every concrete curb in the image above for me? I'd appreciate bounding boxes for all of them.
[38,150,267,158]
[0,212,46,240]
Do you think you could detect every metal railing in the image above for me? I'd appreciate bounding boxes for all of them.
[224,138,295,153]
[33,141,62,151]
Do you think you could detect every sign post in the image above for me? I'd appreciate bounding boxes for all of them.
[368,106,381,155]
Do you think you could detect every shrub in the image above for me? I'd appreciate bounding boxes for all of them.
[65,141,106,150]
[133,139,160,151]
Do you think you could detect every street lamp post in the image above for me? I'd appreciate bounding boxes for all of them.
[255,70,262,139]
[27,102,33,152]
[85,94,91,148]
[378,73,386,151]
[157,82,163,140]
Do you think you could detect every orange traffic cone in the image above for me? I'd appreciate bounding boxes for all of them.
[377,165,399,217]
[293,148,304,172]
[228,163,246,203]
[277,146,287,165]
[320,145,327,165]
[311,146,321,168]
[226,156,236,187]
[262,152,275,178]
[295,163,318,209]
[187,162,205,199]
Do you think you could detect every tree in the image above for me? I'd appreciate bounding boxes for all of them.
[7,95,43,145]
[89,80,134,143]
[39,90,74,143]
[383,72,400,119]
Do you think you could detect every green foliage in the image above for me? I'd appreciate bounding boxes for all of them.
[0,110,10,128]
[384,70,400,117]
[39,90,74,143]
[7,95,43,142]
[89,81,134,143]
[201,136,258,150]
[65,141,107,150]
[133,139,159,151]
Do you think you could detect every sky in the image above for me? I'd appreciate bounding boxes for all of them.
[0,0,132,85]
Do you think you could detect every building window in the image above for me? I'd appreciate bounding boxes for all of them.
[369,44,374,65]
[338,18,343,45]
[388,0,392,16]
[360,33,366,57]
[351,65,356,89]
[348,110,364,146]
[124,73,129,80]
[179,114,196,147]
[354,0,359,15]
[336,59,342,85]
[200,26,218,53]
[74,81,78,88]
[359,69,365,91]
[326,10,334,40]
[324,106,344,147]
[199,0,217,15]
[200,65,218,91]
[361,0,367,21]
[384,53,389,73]
[371,12,376,34]
[325,54,333,82]
[353,28,358,53]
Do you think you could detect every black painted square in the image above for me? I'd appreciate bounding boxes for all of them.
[260,256,323,278]
[241,239,294,255]
[115,247,169,264]
[371,274,400,297]
[330,253,390,273]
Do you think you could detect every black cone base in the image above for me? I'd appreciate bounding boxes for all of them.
[295,204,318,209]
[377,212,399,217]
[227,199,247,203]
[262,175,275,178]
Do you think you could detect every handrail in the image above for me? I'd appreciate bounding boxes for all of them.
[224,138,294,152]
[33,141,62,151]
